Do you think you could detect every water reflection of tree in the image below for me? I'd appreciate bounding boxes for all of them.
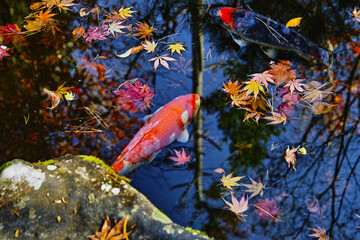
[199,1,360,239]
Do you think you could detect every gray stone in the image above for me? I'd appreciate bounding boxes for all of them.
[0,156,211,240]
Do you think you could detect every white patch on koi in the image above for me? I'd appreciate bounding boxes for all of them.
[176,128,189,143]
[181,110,189,126]
[169,133,176,144]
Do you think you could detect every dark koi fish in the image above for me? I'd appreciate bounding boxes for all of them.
[209,7,329,65]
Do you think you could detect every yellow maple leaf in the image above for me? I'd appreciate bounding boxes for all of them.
[167,42,186,56]
[55,83,72,100]
[286,17,302,28]
[134,22,154,39]
[142,39,157,53]
[298,147,307,155]
[24,20,42,32]
[220,172,244,190]
[118,7,136,20]
[242,80,265,99]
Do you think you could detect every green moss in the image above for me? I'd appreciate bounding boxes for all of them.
[185,227,210,237]
[151,208,172,224]
[78,155,130,183]
[35,159,55,165]
[0,161,13,172]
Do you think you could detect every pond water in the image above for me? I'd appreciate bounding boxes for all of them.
[1,0,360,239]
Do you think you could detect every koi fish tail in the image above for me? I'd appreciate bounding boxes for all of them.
[111,150,129,174]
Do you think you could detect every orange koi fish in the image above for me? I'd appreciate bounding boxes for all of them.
[111,94,200,174]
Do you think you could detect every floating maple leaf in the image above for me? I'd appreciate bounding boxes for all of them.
[72,25,85,40]
[169,148,192,165]
[167,42,186,56]
[285,146,299,170]
[264,111,287,125]
[142,39,157,54]
[134,22,154,39]
[223,194,249,219]
[84,26,110,42]
[56,0,78,12]
[89,215,133,240]
[308,226,329,240]
[254,198,280,221]
[107,21,127,36]
[242,80,265,99]
[0,45,10,60]
[249,71,275,90]
[0,23,24,44]
[44,88,61,110]
[352,7,360,22]
[284,78,307,94]
[222,78,241,96]
[116,45,144,58]
[242,177,266,198]
[286,17,302,28]
[113,81,155,113]
[118,7,136,20]
[229,93,251,108]
[268,60,297,85]
[148,54,176,70]
[219,172,244,190]
[55,83,72,100]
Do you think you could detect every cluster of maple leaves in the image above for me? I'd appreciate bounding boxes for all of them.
[222,60,334,126]
[214,168,279,222]
[72,6,186,71]
[215,168,336,239]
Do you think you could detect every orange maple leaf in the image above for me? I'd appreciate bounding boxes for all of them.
[134,22,154,39]
[36,10,57,26]
[268,60,297,85]
[222,78,241,96]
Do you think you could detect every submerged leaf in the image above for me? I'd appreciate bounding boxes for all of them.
[308,226,329,240]
[169,148,192,165]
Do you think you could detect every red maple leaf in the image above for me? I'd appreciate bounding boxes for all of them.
[0,23,25,44]
[83,25,110,42]
[0,45,10,60]
[113,81,155,113]
[169,148,192,165]
[254,198,280,221]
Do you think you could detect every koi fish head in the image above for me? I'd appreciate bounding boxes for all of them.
[172,94,201,125]
[209,7,237,29]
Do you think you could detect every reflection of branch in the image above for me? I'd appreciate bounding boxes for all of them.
[190,0,204,202]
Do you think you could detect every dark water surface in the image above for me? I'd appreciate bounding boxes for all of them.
[1,0,360,239]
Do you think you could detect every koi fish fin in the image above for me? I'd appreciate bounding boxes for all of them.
[230,32,248,47]
[176,128,189,143]
[261,46,278,59]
